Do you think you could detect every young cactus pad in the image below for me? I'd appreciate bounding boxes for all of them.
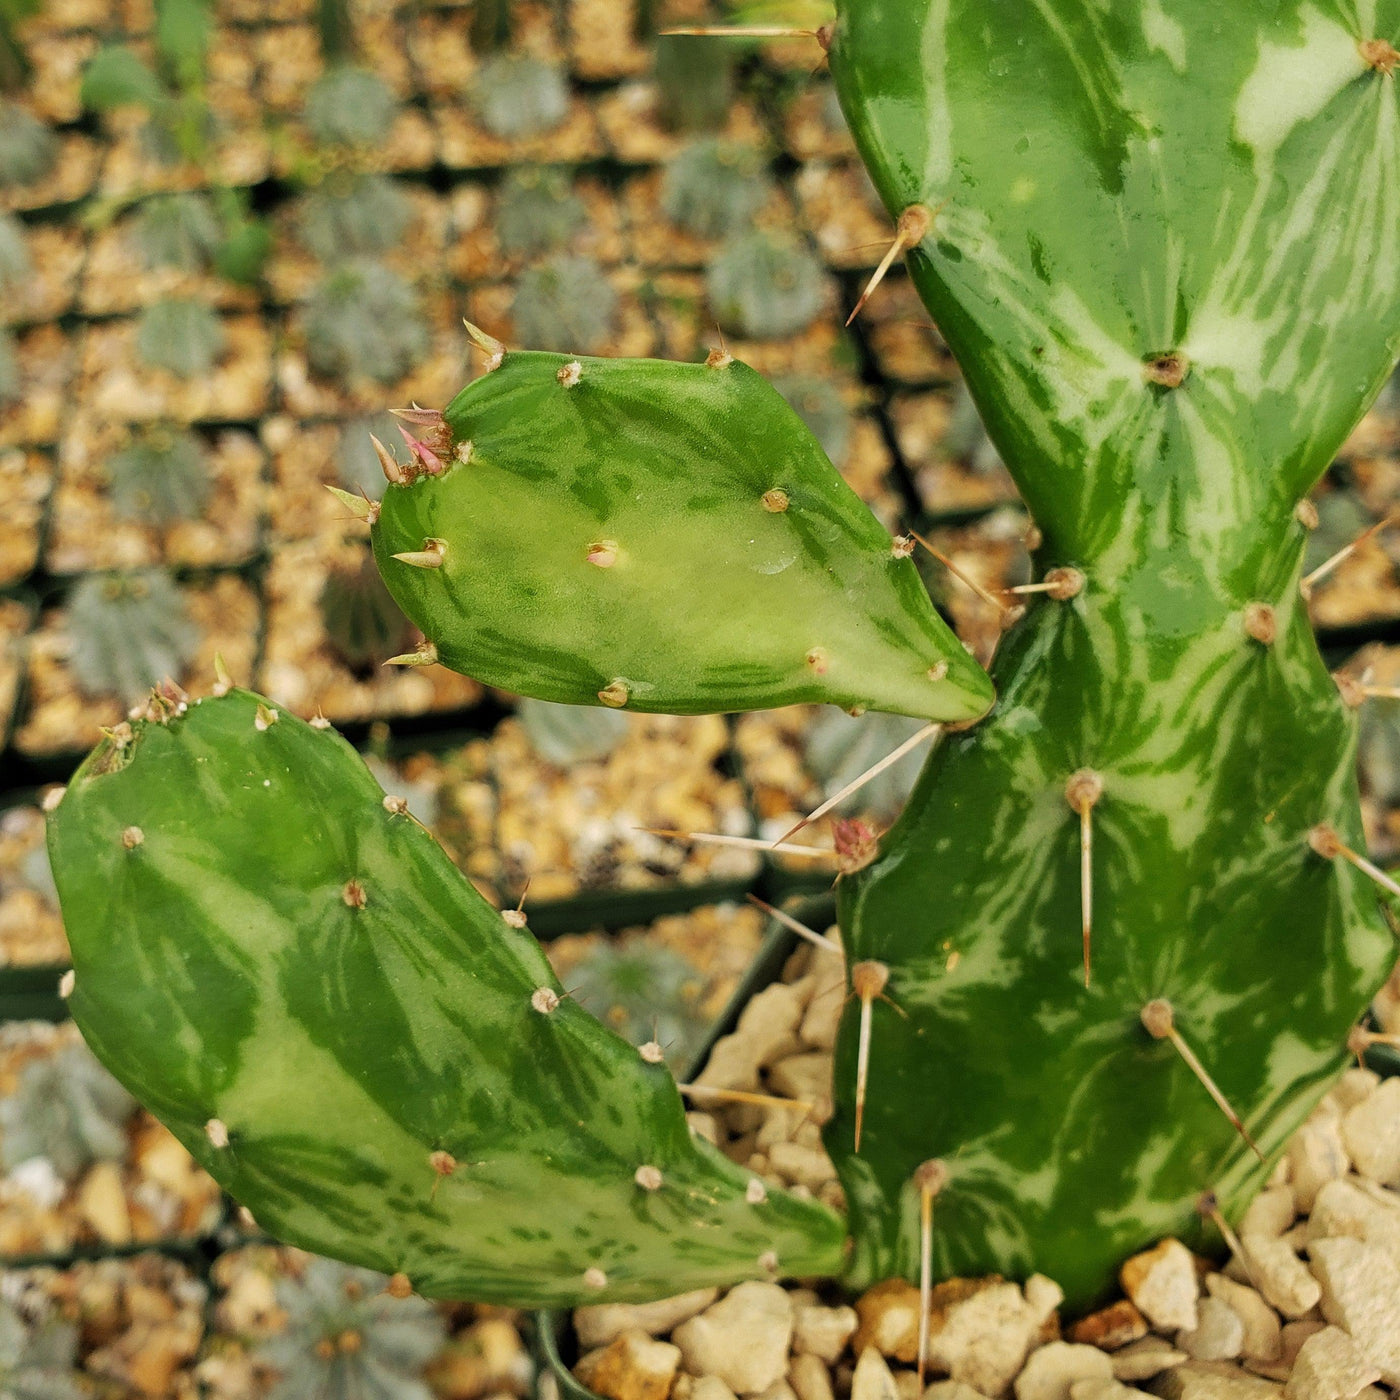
[48,690,846,1306]
[822,0,1400,1303]
[371,351,991,722]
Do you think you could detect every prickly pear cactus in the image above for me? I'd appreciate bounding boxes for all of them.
[257,1258,445,1400]
[369,350,991,722]
[0,1041,135,1181]
[824,0,1400,1303]
[49,690,846,1305]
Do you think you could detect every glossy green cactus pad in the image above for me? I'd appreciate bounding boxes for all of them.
[48,690,845,1307]
[371,350,992,723]
[823,0,1400,1305]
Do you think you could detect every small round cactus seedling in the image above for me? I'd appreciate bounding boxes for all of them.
[132,192,221,272]
[518,697,627,766]
[304,64,398,147]
[653,33,735,133]
[302,261,428,386]
[706,232,826,339]
[66,569,199,704]
[0,211,30,295]
[495,166,587,257]
[0,99,57,189]
[296,171,411,262]
[256,1258,446,1400]
[318,547,415,677]
[472,54,569,140]
[0,1299,84,1400]
[0,1041,135,1181]
[135,298,227,379]
[510,254,618,353]
[661,139,772,240]
[107,425,210,526]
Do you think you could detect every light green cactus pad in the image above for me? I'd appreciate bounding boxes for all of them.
[372,351,993,724]
[48,690,846,1307]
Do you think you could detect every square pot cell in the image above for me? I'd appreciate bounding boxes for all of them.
[96,114,274,201]
[890,386,1021,520]
[860,273,959,387]
[14,571,260,757]
[465,267,657,362]
[405,2,563,104]
[6,221,86,324]
[621,164,796,273]
[277,282,468,419]
[78,208,261,317]
[0,1021,223,1259]
[486,708,759,906]
[444,174,629,284]
[0,803,69,969]
[0,448,54,584]
[794,160,896,273]
[46,424,266,574]
[0,324,79,448]
[0,130,102,215]
[263,184,451,306]
[5,1251,208,1394]
[594,82,765,165]
[781,82,858,163]
[79,313,274,426]
[257,535,484,725]
[565,0,651,81]
[0,593,34,743]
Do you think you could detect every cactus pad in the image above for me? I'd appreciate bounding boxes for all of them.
[825,0,1400,1304]
[371,351,992,722]
[49,690,846,1306]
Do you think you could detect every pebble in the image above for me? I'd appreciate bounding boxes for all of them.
[768,1142,837,1191]
[798,952,844,1050]
[1153,1361,1284,1399]
[577,1289,720,1348]
[1203,1275,1280,1363]
[694,985,804,1092]
[1241,1237,1320,1320]
[1110,1338,1187,1383]
[1012,1342,1113,1400]
[1242,1188,1296,1239]
[692,1378,740,1400]
[769,1053,832,1104]
[1306,1178,1400,1268]
[792,1303,857,1363]
[1286,1115,1349,1213]
[1068,1383,1152,1400]
[789,1352,834,1400]
[854,1280,922,1363]
[78,1162,132,1246]
[576,1330,682,1400]
[1306,1236,1400,1385]
[673,1282,794,1395]
[1119,1240,1199,1333]
[1339,1079,1400,1185]
[1067,1300,1147,1351]
[1176,1296,1244,1362]
[924,1384,991,1400]
[1282,1326,1379,1400]
[1330,1068,1379,1113]
[851,1347,899,1400]
[926,1280,1045,1398]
